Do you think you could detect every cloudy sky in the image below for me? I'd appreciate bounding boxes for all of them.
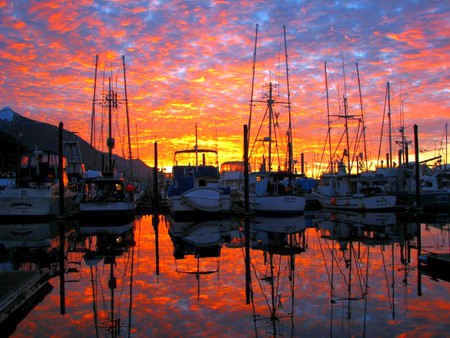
[0,0,448,174]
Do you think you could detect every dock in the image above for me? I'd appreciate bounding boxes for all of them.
[0,270,52,334]
[419,253,450,282]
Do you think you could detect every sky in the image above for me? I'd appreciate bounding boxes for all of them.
[0,0,448,175]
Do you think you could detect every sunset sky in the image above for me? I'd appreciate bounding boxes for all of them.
[0,0,448,175]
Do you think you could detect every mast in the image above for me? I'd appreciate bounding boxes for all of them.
[356,63,368,171]
[268,83,274,174]
[387,81,393,167]
[90,55,99,148]
[248,24,259,147]
[283,26,294,175]
[195,123,198,168]
[342,55,351,171]
[324,62,333,172]
[107,77,114,172]
[122,55,133,179]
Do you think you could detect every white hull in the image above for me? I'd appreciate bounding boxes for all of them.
[79,201,136,221]
[170,187,231,214]
[0,188,58,217]
[311,190,396,210]
[247,193,306,214]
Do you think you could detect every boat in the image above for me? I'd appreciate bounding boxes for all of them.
[78,170,136,223]
[78,56,136,223]
[311,64,396,211]
[0,149,74,220]
[219,161,249,205]
[394,162,450,210]
[242,25,306,215]
[167,125,231,218]
[63,139,85,185]
[311,161,397,210]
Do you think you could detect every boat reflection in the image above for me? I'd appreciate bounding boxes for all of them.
[78,220,136,337]
[248,215,307,337]
[315,210,419,336]
[168,217,234,301]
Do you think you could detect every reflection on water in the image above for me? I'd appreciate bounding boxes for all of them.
[0,210,449,337]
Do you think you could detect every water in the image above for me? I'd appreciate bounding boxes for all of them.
[2,210,449,337]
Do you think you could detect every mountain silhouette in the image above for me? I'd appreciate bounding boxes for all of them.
[0,106,153,182]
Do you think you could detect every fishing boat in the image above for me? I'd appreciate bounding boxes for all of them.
[78,55,136,223]
[242,25,306,215]
[0,149,73,220]
[312,161,397,210]
[392,162,450,210]
[167,125,231,218]
[311,64,396,211]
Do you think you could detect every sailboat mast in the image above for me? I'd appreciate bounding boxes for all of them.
[387,81,393,167]
[90,55,99,148]
[122,55,133,179]
[283,26,294,174]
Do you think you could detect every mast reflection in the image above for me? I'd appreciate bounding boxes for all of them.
[248,215,307,337]
[78,220,136,337]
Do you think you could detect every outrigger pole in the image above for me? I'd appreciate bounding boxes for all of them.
[248,24,259,148]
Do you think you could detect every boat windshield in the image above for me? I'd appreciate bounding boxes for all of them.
[220,161,251,173]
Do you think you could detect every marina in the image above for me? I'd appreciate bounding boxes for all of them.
[0,3,449,336]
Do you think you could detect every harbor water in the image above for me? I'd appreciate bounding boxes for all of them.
[1,210,449,337]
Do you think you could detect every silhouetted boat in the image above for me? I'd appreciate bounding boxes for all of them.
[0,149,74,220]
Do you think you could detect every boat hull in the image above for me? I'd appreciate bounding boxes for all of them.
[311,190,397,210]
[79,201,136,223]
[170,187,231,217]
[247,194,306,215]
[0,188,58,219]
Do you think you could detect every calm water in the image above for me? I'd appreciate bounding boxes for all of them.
[2,210,449,337]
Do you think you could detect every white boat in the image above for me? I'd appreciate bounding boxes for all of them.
[311,63,396,211]
[241,26,306,215]
[311,161,397,210]
[167,127,231,218]
[0,149,73,219]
